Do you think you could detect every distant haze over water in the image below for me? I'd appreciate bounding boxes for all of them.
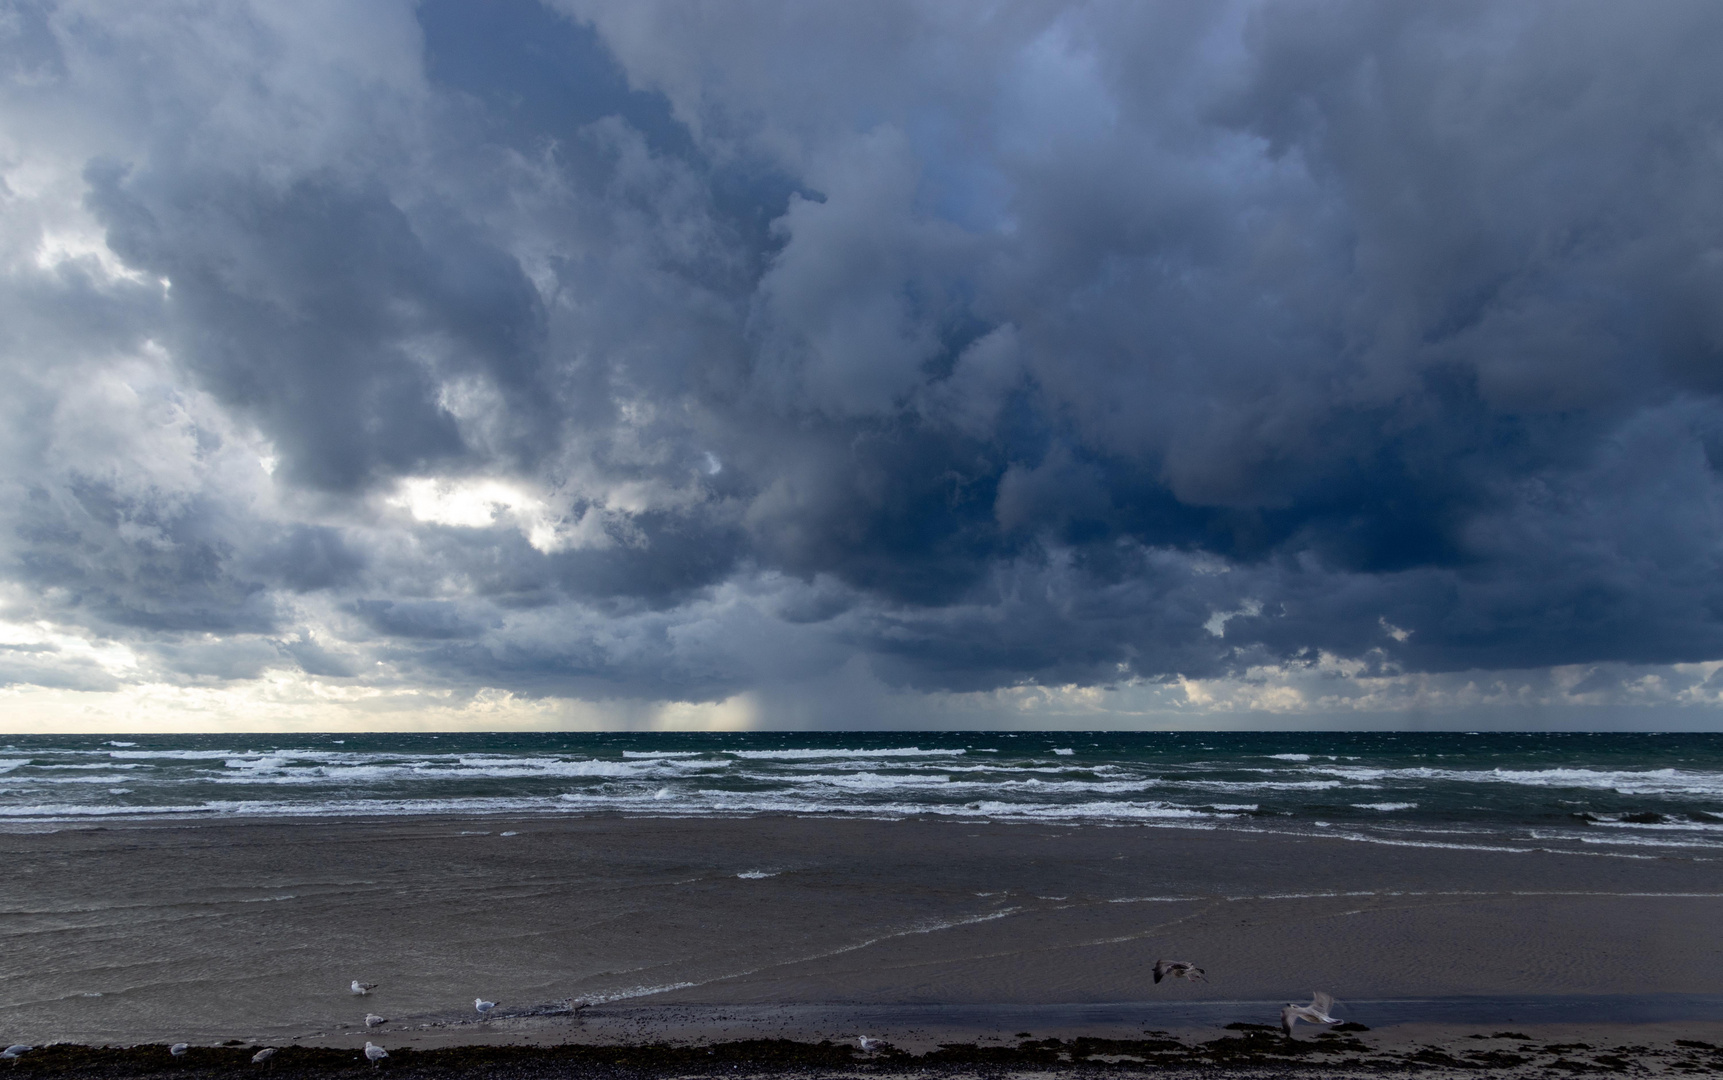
[3,732,1719,859]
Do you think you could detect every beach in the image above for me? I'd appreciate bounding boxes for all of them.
[3,812,1720,1074]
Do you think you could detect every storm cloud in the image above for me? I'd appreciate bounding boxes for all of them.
[3,0,1722,726]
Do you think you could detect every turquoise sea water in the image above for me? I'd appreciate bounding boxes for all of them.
[3,731,1720,857]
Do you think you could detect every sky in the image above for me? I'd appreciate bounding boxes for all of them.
[2,0,1723,733]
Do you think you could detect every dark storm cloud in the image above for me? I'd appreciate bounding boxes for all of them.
[4,0,1723,711]
[85,163,555,492]
[13,478,275,634]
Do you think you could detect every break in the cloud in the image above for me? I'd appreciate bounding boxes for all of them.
[2,0,1723,730]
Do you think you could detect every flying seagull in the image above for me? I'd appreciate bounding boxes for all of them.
[351,981,377,996]
[365,1014,386,1029]
[1280,991,1339,1037]
[364,1042,388,1067]
[1152,959,1207,984]
[251,1048,277,1064]
[1,1046,31,1060]
[170,1043,189,1057]
[475,998,497,1018]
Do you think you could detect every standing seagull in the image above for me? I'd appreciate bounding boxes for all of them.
[1152,959,1207,984]
[351,981,377,996]
[1280,991,1339,1037]
[475,998,497,1019]
[170,1043,189,1057]
[858,1037,882,1052]
[365,1014,386,1029]
[364,1043,388,1067]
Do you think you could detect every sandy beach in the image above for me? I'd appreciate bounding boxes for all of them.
[3,814,1720,1074]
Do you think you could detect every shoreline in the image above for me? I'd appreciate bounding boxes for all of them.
[3,806,1712,872]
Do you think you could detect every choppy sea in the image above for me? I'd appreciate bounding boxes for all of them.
[3,731,1720,857]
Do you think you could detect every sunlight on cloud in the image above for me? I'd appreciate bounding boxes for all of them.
[34,227,158,287]
[0,619,140,676]
[388,476,613,553]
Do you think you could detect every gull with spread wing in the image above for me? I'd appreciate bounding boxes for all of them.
[1152,959,1207,984]
[1280,991,1339,1037]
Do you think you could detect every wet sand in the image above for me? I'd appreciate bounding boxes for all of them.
[2,813,1720,1068]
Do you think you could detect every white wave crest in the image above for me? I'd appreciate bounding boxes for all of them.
[730,747,963,760]
[1313,765,1723,797]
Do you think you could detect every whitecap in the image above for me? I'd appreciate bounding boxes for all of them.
[731,747,962,760]
[1311,764,1723,797]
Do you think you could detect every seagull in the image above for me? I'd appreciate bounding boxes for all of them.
[1,1046,31,1060]
[251,1048,277,1064]
[170,1043,189,1057]
[475,998,497,1018]
[1152,959,1207,984]
[351,981,377,996]
[365,1014,386,1029]
[1280,991,1339,1037]
[858,1037,882,1052]
[364,1042,388,1067]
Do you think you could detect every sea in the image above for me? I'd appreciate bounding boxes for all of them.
[3,731,1720,859]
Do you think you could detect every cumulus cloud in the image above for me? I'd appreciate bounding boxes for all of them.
[1,0,1722,727]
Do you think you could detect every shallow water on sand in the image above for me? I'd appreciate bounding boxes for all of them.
[1,814,1719,1047]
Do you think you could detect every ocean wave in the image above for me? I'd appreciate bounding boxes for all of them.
[898,762,1127,776]
[0,794,570,819]
[1587,816,1723,832]
[730,747,963,760]
[4,736,1719,853]
[107,749,249,760]
[778,771,955,789]
[1310,764,1723,797]
[0,773,154,785]
[1565,832,1723,851]
[765,771,1156,796]
[196,758,678,784]
[1181,779,1351,792]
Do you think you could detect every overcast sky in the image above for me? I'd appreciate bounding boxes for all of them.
[3,0,1723,732]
